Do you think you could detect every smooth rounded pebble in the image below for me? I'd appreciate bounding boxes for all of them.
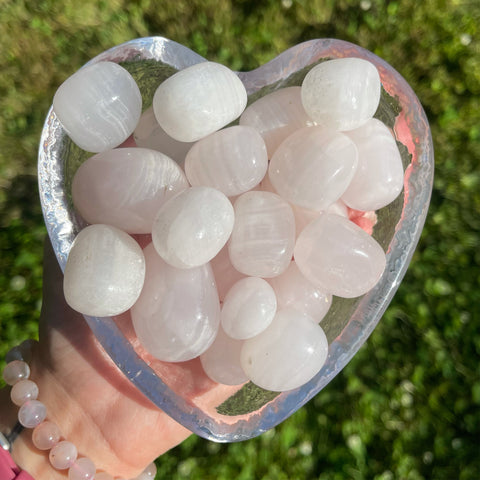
[342,118,404,211]
[228,191,295,278]
[221,277,277,340]
[269,126,358,211]
[131,243,220,362]
[294,213,386,298]
[134,106,194,165]
[301,57,381,131]
[152,186,235,269]
[53,61,142,152]
[72,147,189,234]
[200,328,248,385]
[269,262,332,323]
[153,61,247,142]
[240,308,329,392]
[63,224,146,317]
[185,125,268,197]
[239,86,315,157]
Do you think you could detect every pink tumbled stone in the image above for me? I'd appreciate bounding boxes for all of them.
[200,328,248,386]
[49,441,78,470]
[10,379,39,406]
[301,57,381,131]
[185,125,268,196]
[32,421,61,450]
[18,400,47,428]
[2,360,30,385]
[240,308,329,392]
[240,86,315,157]
[131,243,220,362]
[68,457,96,480]
[72,147,188,234]
[294,213,387,298]
[152,186,234,269]
[269,262,332,323]
[221,277,277,340]
[342,118,404,211]
[269,126,358,211]
[228,191,295,278]
[134,106,194,165]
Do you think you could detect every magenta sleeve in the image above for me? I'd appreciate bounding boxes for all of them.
[0,447,35,480]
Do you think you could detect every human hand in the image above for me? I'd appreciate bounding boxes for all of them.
[2,239,191,479]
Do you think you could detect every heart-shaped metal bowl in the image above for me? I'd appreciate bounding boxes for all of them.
[38,37,433,442]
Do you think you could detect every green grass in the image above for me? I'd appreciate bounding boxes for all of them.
[1,1,479,478]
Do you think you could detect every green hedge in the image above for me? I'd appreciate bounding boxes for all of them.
[1,1,479,478]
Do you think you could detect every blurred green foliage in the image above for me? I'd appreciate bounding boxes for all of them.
[0,0,479,478]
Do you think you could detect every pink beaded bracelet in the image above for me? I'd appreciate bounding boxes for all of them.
[2,340,157,480]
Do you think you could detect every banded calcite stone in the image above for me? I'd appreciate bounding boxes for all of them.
[53,61,142,152]
[342,118,404,211]
[131,243,220,362]
[294,213,386,298]
[301,58,381,131]
[221,277,277,340]
[185,125,268,197]
[63,224,145,317]
[152,186,235,269]
[240,308,329,392]
[239,86,315,157]
[269,261,332,323]
[268,126,358,211]
[228,191,295,278]
[72,147,189,234]
[153,61,247,142]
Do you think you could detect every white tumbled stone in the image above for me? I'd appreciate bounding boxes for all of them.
[63,224,145,317]
[185,125,268,196]
[153,61,247,142]
[221,277,277,340]
[294,213,386,298]
[342,118,404,211]
[269,126,358,211]
[133,106,194,165]
[200,327,248,385]
[240,308,329,392]
[228,191,295,278]
[301,58,381,131]
[239,86,315,157]
[152,186,234,269]
[131,243,220,362]
[269,262,332,323]
[53,61,142,152]
[72,147,189,234]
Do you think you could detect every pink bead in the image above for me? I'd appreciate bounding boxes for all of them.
[68,457,96,480]
[10,379,39,406]
[32,421,61,450]
[18,400,46,428]
[49,441,78,470]
[2,360,30,385]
